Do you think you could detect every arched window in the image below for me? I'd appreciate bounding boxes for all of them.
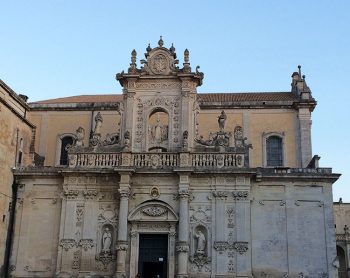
[59,136,74,165]
[266,136,283,167]
[17,138,23,166]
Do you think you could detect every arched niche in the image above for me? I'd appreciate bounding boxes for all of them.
[147,108,169,151]
[128,200,178,278]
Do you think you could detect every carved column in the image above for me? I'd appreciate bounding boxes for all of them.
[212,189,228,276]
[177,174,190,278]
[115,172,131,278]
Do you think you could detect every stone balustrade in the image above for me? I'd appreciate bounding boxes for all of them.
[71,153,122,167]
[336,233,350,242]
[68,151,248,169]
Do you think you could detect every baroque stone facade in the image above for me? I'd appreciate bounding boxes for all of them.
[2,39,341,277]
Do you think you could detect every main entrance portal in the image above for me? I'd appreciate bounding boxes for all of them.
[138,234,168,278]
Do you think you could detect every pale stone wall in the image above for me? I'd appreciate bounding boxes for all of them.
[10,171,338,277]
[334,203,350,234]
[28,110,121,166]
[29,107,299,168]
[0,83,34,272]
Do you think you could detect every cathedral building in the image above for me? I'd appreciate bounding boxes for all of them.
[1,38,342,277]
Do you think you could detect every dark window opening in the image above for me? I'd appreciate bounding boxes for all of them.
[60,136,74,165]
[266,136,283,167]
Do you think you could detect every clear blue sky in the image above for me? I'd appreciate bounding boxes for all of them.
[1,1,349,201]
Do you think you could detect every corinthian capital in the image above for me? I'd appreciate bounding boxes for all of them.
[118,188,131,198]
[178,188,190,199]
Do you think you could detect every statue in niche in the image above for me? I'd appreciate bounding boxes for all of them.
[195,230,206,255]
[102,227,112,252]
[218,110,227,131]
[154,117,162,142]
[149,112,168,144]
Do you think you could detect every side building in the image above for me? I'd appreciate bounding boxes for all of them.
[0,80,35,275]
[7,39,341,277]
[334,200,350,278]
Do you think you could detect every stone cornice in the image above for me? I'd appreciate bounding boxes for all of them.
[255,167,340,183]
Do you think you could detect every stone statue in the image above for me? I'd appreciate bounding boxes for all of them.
[218,110,227,130]
[154,118,162,143]
[94,112,103,134]
[102,227,112,252]
[195,230,206,255]
[75,127,85,147]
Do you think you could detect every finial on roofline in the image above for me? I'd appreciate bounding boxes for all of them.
[146,43,152,53]
[158,36,164,47]
[169,43,175,54]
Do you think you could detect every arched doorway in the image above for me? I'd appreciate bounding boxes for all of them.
[337,245,348,278]
[128,201,178,278]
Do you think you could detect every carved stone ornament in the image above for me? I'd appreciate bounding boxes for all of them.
[95,252,116,270]
[59,239,76,251]
[63,188,80,200]
[150,53,168,74]
[116,243,128,251]
[76,203,84,223]
[78,239,94,251]
[190,253,211,271]
[83,189,98,200]
[232,191,249,200]
[178,189,190,199]
[233,241,248,254]
[212,191,229,200]
[213,241,228,252]
[176,243,189,253]
[228,259,235,273]
[118,188,131,198]
[142,206,167,217]
[150,186,160,199]
[72,250,80,270]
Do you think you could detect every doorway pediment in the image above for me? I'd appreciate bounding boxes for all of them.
[128,201,178,222]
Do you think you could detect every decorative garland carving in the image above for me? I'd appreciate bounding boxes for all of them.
[213,241,248,254]
[83,189,98,200]
[213,241,228,252]
[59,239,76,251]
[232,242,248,254]
[63,188,80,200]
[142,206,167,217]
[212,191,229,200]
[78,239,94,251]
[232,191,248,200]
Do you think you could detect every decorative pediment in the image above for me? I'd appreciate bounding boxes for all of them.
[128,201,178,222]
[116,36,204,86]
